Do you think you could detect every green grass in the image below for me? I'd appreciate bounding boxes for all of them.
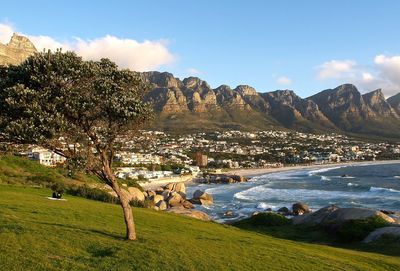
[0,155,98,186]
[1,186,400,271]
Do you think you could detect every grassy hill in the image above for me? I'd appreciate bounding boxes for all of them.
[1,185,400,271]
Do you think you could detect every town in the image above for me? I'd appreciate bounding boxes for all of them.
[22,130,400,182]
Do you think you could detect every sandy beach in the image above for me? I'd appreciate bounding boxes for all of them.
[227,160,400,178]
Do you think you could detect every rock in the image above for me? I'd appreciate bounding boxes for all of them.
[224,211,234,217]
[277,207,291,215]
[167,192,183,207]
[155,187,164,194]
[182,200,194,209]
[127,187,145,202]
[147,190,156,197]
[155,200,167,211]
[0,33,37,66]
[292,205,338,225]
[167,207,211,221]
[363,226,400,243]
[191,190,213,205]
[152,194,164,205]
[162,190,171,200]
[175,182,186,194]
[323,208,395,225]
[292,202,310,215]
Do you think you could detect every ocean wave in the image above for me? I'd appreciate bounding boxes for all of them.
[256,202,277,210]
[234,184,400,203]
[347,182,359,187]
[308,166,346,176]
[369,186,400,194]
[321,176,331,181]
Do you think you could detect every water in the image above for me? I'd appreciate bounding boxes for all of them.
[186,162,400,223]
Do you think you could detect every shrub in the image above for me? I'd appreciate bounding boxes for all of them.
[335,216,389,242]
[66,185,119,204]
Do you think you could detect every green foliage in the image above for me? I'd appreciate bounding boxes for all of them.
[50,182,65,194]
[66,185,119,204]
[0,50,152,176]
[0,186,400,270]
[235,212,291,227]
[336,216,390,242]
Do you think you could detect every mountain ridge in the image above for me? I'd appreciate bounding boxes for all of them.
[1,34,399,139]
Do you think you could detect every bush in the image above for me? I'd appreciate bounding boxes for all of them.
[335,216,389,242]
[239,212,291,227]
[66,185,119,204]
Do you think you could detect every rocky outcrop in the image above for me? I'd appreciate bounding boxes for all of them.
[0,33,37,66]
[363,226,400,243]
[292,202,311,215]
[362,89,399,118]
[191,190,214,205]
[166,207,211,221]
[292,206,395,225]
[197,174,248,184]
[388,93,400,115]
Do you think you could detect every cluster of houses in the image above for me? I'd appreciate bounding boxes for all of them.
[23,130,400,178]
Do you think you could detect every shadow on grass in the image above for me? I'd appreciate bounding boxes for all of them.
[30,220,125,241]
[233,223,400,257]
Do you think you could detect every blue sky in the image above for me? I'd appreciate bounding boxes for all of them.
[1,0,400,97]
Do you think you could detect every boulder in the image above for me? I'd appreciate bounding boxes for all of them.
[175,182,186,194]
[155,187,164,194]
[292,205,338,225]
[277,207,291,216]
[292,202,310,215]
[167,192,183,207]
[224,211,234,217]
[155,200,167,211]
[147,190,156,197]
[191,190,213,205]
[152,194,164,205]
[324,208,395,225]
[127,187,145,202]
[182,200,194,209]
[162,190,171,200]
[363,226,400,243]
[167,207,211,221]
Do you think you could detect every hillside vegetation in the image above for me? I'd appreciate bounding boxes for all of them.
[0,185,400,270]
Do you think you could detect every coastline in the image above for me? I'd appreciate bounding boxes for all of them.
[140,159,400,189]
[226,160,400,178]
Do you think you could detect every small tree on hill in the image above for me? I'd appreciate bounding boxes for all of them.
[0,51,152,240]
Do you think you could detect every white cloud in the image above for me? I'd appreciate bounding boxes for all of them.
[0,23,14,44]
[316,60,357,80]
[186,68,201,76]
[0,23,175,71]
[276,76,292,85]
[316,57,400,97]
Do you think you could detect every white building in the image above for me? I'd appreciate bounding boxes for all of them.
[27,147,66,167]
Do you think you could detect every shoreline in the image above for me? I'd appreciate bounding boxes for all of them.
[140,159,400,189]
[225,159,400,178]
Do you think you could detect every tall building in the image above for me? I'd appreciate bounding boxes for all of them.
[195,152,208,167]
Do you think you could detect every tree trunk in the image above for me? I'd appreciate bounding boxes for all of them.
[119,191,137,240]
[103,163,137,241]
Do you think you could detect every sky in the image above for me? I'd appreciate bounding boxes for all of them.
[1,0,400,97]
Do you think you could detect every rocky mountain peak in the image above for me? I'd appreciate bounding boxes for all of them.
[182,76,210,90]
[234,85,257,96]
[387,93,400,115]
[142,71,182,89]
[0,33,37,66]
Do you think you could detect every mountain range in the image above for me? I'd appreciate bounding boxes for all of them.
[142,71,400,139]
[1,34,400,140]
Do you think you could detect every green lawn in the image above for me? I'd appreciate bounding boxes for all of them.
[1,186,400,271]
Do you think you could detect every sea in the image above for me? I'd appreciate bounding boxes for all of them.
[186,161,400,223]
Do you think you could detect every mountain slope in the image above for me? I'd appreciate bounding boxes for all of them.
[388,93,400,115]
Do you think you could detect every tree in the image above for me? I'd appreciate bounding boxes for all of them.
[0,50,152,240]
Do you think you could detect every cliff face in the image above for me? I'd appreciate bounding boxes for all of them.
[0,34,37,66]
[1,34,400,138]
